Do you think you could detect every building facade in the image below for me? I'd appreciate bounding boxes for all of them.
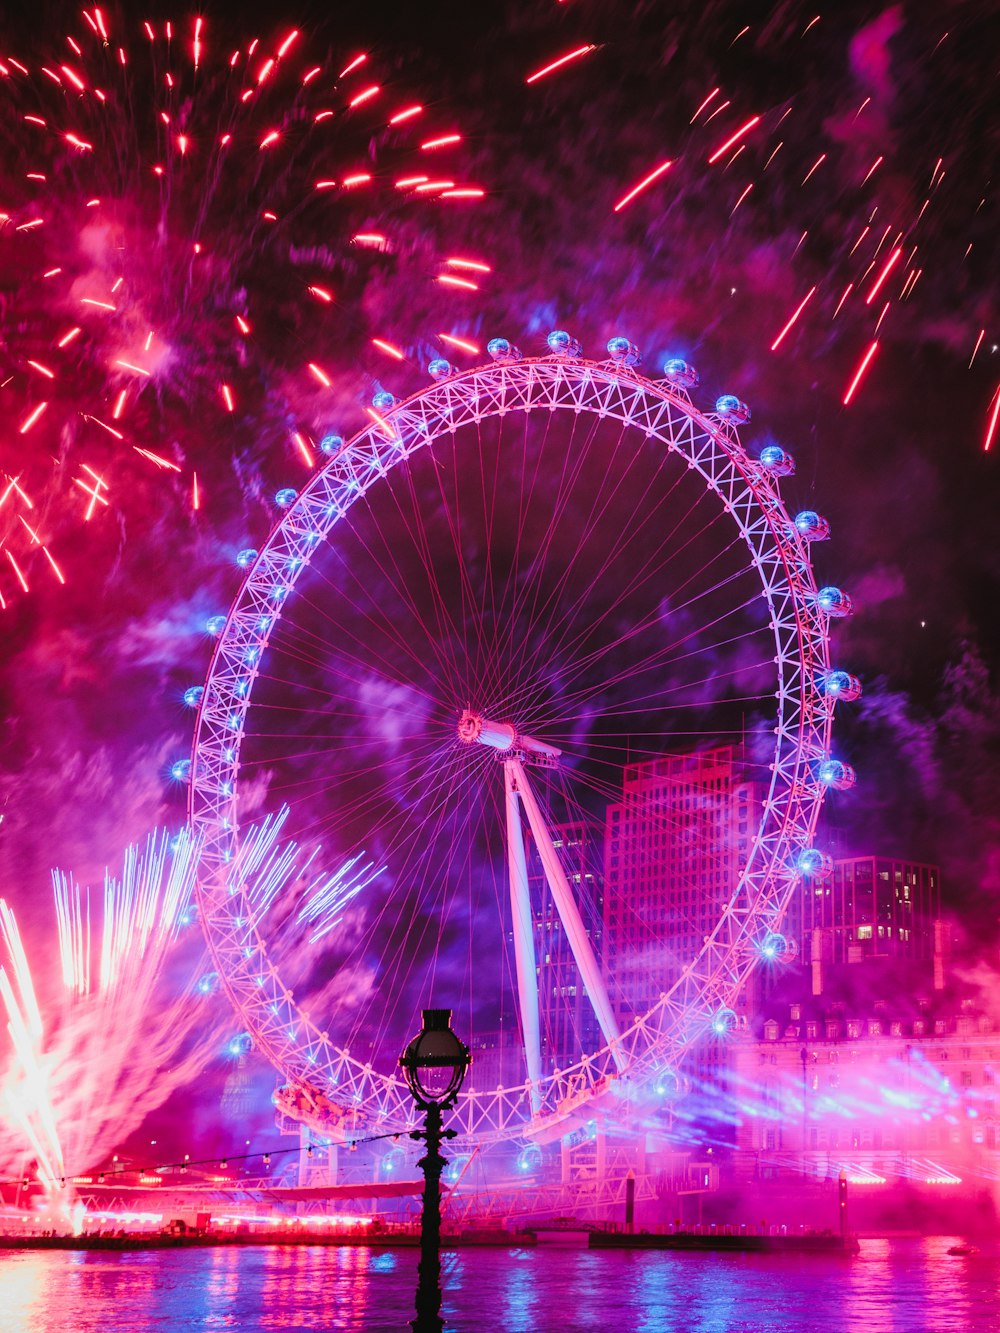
[730,1000,999,1190]
[602,746,761,1025]
[527,820,604,1074]
[782,856,945,994]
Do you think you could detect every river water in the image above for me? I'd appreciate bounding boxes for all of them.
[0,1237,997,1331]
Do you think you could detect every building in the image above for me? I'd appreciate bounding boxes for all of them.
[466,1027,525,1093]
[730,994,1000,1202]
[602,745,761,1025]
[783,856,945,995]
[527,820,605,1075]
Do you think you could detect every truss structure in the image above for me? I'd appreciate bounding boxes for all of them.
[189,349,839,1148]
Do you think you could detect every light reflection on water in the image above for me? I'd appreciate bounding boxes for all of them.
[0,1239,999,1332]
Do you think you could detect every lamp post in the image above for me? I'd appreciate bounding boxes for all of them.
[800,1045,809,1175]
[400,1009,471,1333]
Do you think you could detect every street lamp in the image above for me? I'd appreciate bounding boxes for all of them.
[400,1008,471,1333]
[800,1045,809,1174]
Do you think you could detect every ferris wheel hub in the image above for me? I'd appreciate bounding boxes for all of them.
[456,709,562,760]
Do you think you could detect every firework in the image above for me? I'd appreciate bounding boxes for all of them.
[0,11,483,607]
[237,806,382,947]
[0,827,222,1198]
[0,808,378,1206]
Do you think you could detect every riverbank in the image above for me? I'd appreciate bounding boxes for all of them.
[0,1228,531,1251]
[0,1222,860,1254]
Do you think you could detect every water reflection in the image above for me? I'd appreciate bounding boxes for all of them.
[0,1253,45,1333]
[1,1239,1000,1331]
[205,1243,242,1320]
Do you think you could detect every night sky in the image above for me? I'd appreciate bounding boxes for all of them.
[0,0,997,1158]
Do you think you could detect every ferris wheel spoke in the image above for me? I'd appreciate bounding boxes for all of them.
[534,593,765,728]
[501,414,721,694]
[520,506,743,713]
[543,768,711,980]
[547,761,695,857]
[490,412,615,707]
[245,665,445,736]
[337,766,470,1054]
[265,608,445,715]
[284,742,482,970]
[335,747,504,1059]
[500,566,762,737]
[280,473,469,703]
[239,748,465,865]
[248,738,458,837]
[501,409,597,660]
[547,660,774,725]
[439,427,503,706]
[324,490,469,697]
[289,566,455,702]
[501,419,666,701]
[382,455,478,697]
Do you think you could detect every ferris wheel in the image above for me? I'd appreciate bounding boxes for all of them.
[187,332,857,1147]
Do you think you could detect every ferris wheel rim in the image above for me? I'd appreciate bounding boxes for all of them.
[188,349,839,1144]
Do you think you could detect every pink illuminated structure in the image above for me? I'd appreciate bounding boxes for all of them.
[185,335,853,1158]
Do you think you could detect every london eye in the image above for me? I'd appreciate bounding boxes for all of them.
[187,332,855,1149]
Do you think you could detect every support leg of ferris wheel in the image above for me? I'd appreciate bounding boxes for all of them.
[458,709,626,1083]
[504,761,543,1115]
[507,757,626,1073]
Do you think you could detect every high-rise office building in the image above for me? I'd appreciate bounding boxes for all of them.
[800,856,941,959]
[602,745,761,1025]
[783,855,944,994]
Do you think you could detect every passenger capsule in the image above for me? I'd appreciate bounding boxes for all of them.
[796,848,833,878]
[487,337,522,362]
[183,686,204,708]
[170,758,192,783]
[662,357,699,388]
[758,444,796,476]
[822,670,862,701]
[816,586,854,618]
[428,358,454,381]
[547,330,582,357]
[816,758,857,791]
[516,1145,542,1174]
[206,615,227,636]
[793,510,831,541]
[371,390,396,410]
[274,487,297,508]
[607,336,641,366]
[760,931,788,960]
[320,433,343,455]
[711,1007,738,1036]
[715,394,751,424]
[236,548,258,569]
[653,1067,688,1099]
